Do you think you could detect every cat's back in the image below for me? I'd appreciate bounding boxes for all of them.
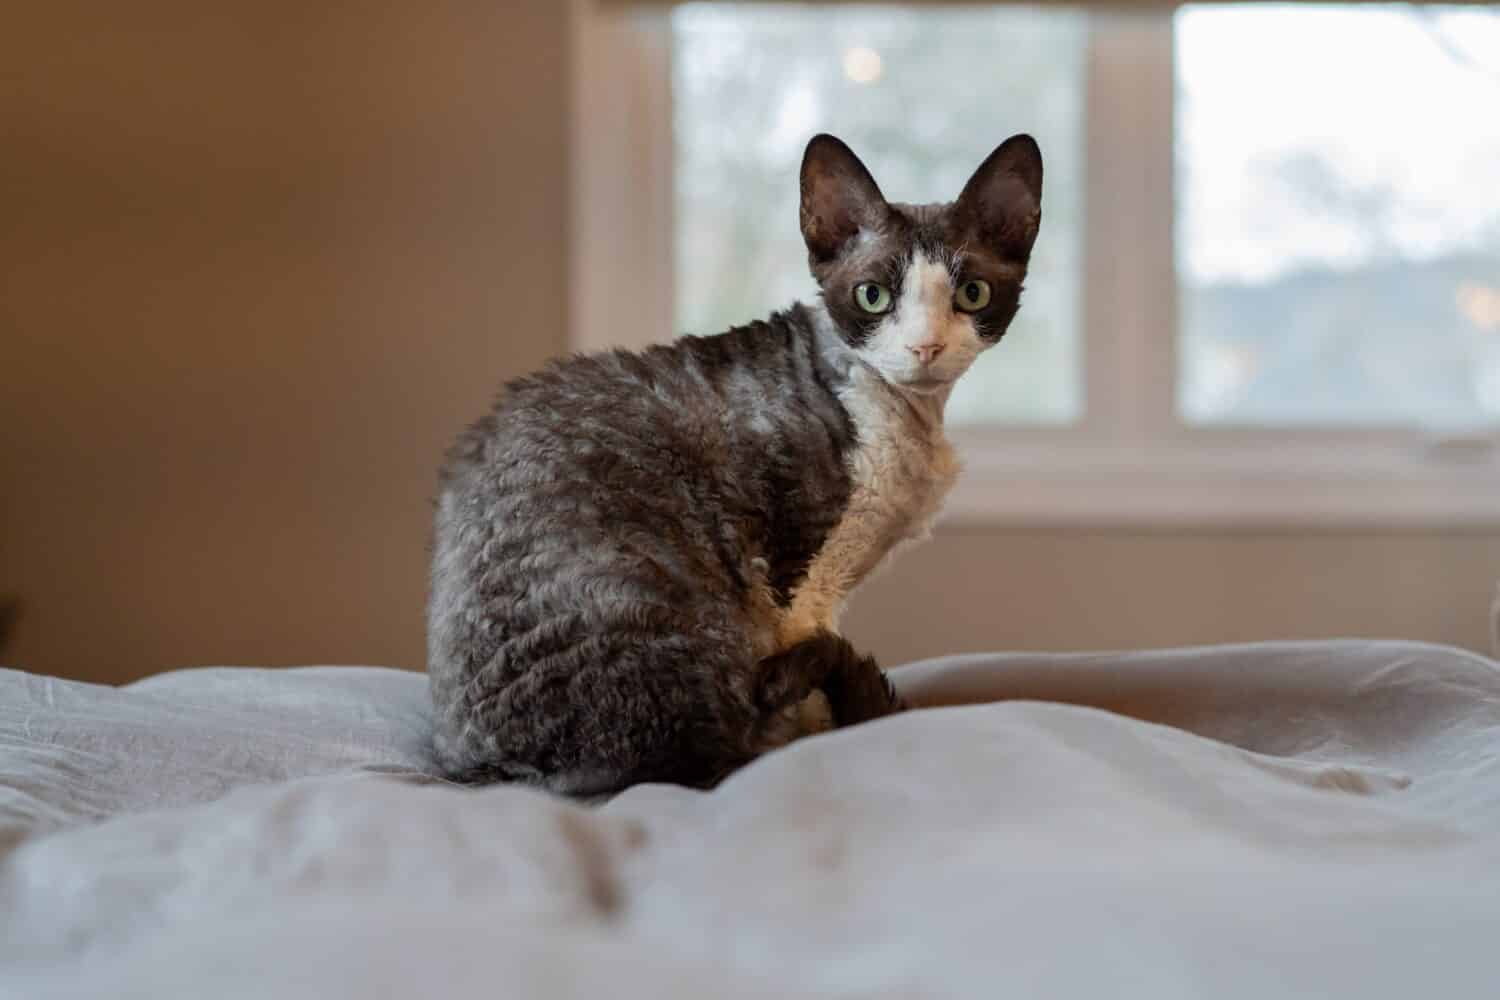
[441,311,831,488]
[429,336,751,647]
[439,343,700,491]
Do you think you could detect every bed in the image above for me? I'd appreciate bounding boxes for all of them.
[3,638,1500,998]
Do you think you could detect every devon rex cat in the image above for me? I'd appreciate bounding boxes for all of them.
[428,133,1043,794]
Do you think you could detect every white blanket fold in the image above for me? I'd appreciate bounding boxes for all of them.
[2,640,1498,998]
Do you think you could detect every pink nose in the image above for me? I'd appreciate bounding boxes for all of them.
[908,343,945,364]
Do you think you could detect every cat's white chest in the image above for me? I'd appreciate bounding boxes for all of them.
[777,368,959,647]
[838,371,960,548]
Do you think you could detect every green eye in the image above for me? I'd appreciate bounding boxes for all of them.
[954,278,992,313]
[853,282,893,314]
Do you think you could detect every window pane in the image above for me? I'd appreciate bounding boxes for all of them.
[1176,4,1500,428]
[672,4,1086,425]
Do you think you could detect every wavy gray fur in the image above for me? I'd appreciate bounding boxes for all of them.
[428,133,1043,795]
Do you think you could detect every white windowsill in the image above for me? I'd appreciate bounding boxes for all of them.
[942,435,1500,528]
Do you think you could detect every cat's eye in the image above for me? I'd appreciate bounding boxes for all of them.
[954,279,992,313]
[853,282,893,314]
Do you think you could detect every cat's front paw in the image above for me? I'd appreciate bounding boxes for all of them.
[824,654,906,727]
[753,688,834,752]
[795,689,834,735]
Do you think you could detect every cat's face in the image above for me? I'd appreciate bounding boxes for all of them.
[799,134,1043,394]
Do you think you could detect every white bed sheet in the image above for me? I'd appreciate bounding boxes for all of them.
[2,640,1499,998]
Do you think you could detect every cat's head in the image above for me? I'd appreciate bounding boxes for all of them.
[799,133,1042,394]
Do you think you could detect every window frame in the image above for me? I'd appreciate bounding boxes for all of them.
[570,1,1500,527]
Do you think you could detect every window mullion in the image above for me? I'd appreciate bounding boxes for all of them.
[1081,10,1177,448]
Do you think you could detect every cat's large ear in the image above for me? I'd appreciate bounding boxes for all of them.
[800,134,889,263]
[952,134,1043,258]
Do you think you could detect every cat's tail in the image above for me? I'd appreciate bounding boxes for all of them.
[755,630,906,728]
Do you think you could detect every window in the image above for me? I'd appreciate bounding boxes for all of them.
[573,2,1500,524]
[1176,5,1500,428]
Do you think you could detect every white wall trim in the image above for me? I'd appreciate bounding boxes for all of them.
[944,433,1500,527]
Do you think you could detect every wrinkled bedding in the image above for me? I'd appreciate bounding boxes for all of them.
[3,640,1500,998]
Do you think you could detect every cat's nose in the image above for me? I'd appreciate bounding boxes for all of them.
[907,343,945,365]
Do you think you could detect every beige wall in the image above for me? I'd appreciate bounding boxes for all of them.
[2,4,1495,685]
[2,3,569,683]
[845,530,1500,666]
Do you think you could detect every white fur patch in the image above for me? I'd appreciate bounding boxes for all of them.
[778,299,965,647]
[855,252,988,393]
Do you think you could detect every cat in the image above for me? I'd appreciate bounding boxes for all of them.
[427,132,1043,795]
